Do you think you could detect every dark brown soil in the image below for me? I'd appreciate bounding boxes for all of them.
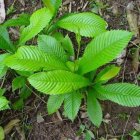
[1,0,140,140]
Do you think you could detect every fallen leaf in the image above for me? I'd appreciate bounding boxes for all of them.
[15,125,26,140]
[126,2,140,73]
[126,1,139,37]
[0,0,6,24]
[103,118,111,124]
[19,0,25,7]
[133,123,140,132]
[56,111,63,121]
[37,114,44,123]
[4,119,20,135]
[132,48,140,73]
[0,126,4,140]
[80,112,88,119]
[63,0,73,6]
[116,49,126,65]
[104,113,111,119]
[112,2,119,15]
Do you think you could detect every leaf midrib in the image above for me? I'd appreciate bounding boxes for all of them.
[80,34,130,73]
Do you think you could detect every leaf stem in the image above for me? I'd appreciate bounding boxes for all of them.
[76,32,81,59]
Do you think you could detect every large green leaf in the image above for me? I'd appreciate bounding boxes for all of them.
[19,8,53,45]
[57,12,107,37]
[64,92,82,121]
[47,94,65,114]
[5,46,68,71]
[95,83,140,107]
[0,54,9,78]
[37,35,67,61]
[28,70,90,94]
[95,65,120,83]
[87,90,102,127]
[78,30,132,74]
[4,14,30,27]
[43,0,62,14]
[0,26,15,52]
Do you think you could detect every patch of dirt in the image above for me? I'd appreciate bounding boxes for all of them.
[1,0,140,140]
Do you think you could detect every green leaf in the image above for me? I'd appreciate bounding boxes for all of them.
[79,30,132,74]
[87,90,102,127]
[85,130,95,140]
[12,98,24,110]
[95,83,140,107]
[47,94,65,114]
[132,136,140,140]
[4,14,30,27]
[0,96,9,110]
[0,88,6,96]
[64,92,82,121]
[0,105,10,110]
[95,65,120,83]
[5,46,68,71]
[57,12,107,37]
[94,89,107,101]
[85,70,97,81]
[28,70,90,94]
[12,76,26,91]
[77,125,85,135]
[19,8,53,45]
[13,86,31,110]
[0,67,8,79]
[52,32,64,41]
[0,26,15,52]
[43,0,62,14]
[0,126,4,140]
[16,70,33,77]
[66,61,77,72]
[85,131,91,140]
[37,35,67,61]
[0,54,9,78]
[19,86,31,100]
[61,35,74,58]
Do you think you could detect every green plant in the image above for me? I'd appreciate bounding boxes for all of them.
[77,124,95,140]
[0,0,140,127]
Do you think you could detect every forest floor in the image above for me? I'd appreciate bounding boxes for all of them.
[1,0,140,139]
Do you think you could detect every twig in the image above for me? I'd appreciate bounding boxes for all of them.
[82,1,89,11]
[110,123,116,136]
[122,50,130,82]
[45,119,68,125]
[63,0,73,6]
[103,122,109,139]
[130,41,140,48]
[0,74,6,88]
[121,112,131,140]
[25,84,46,104]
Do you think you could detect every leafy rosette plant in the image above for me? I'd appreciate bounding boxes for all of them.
[0,0,139,127]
